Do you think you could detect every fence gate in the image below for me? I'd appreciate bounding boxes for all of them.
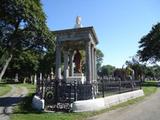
[44,80,76,112]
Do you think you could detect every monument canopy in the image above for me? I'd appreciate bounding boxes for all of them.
[53,27,99,50]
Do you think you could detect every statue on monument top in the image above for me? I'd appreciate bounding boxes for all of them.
[73,50,82,73]
[74,16,82,28]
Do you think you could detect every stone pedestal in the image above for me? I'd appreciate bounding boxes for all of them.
[66,73,86,84]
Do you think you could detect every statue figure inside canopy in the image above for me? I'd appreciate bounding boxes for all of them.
[73,50,82,73]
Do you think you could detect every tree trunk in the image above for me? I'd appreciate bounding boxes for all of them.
[0,54,13,81]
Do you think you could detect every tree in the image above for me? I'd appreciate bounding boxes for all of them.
[138,23,160,63]
[101,65,115,76]
[152,65,160,79]
[96,49,104,71]
[39,50,56,75]
[0,0,54,80]
[6,50,40,81]
[125,56,145,80]
[144,66,155,78]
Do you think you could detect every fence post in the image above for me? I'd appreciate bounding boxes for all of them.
[102,76,105,97]
[131,79,134,91]
[69,83,72,111]
[74,80,77,101]
[42,78,45,99]
[55,80,58,111]
[119,78,121,94]
[140,79,142,89]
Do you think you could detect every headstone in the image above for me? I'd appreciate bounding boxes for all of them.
[34,74,37,85]
[15,73,18,82]
[40,73,42,81]
[50,68,54,79]
[30,75,33,84]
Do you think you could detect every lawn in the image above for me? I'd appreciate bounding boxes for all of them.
[0,82,12,96]
[11,81,158,120]
[15,83,36,93]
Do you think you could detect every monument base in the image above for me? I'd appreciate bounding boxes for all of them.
[66,73,86,84]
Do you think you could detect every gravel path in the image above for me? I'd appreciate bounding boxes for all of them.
[0,85,28,120]
[87,88,160,120]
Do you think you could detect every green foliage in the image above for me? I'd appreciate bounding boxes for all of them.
[39,51,56,75]
[144,65,160,79]
[0,83,12,96]
[152,65,160,78]
[138,23,160,63]
[96,49,104,71]
[0,0,55,80]
[0,0,54,53]
[101,65,116,76]
[126,56,160,79]
[125,56,145,80]
[5,50,40,80]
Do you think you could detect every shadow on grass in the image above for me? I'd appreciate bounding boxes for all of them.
[12,93,43,115]
[0,82,22,85]
[0,96,24,107]
[142,81,160,87]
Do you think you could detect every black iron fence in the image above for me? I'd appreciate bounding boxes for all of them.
[96,78,141,98]
[35,78,141,111]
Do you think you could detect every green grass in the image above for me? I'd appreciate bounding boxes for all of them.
[142,80,158,87]
[15,83,36,94]
[0,83,12,96]
[11,82,158,120]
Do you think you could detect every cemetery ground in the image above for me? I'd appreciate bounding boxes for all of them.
[0,83,12,96]
[0,81,157,120]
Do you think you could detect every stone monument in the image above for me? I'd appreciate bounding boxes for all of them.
[54,16,98,84]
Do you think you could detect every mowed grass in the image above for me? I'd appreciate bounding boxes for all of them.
[15,83,36,93]
[0,83,12,96]
[11,81,158,120]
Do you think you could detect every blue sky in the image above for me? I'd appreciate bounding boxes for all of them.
[41,0,160,68]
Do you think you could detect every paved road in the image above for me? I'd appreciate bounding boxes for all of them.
[0,85,28,120]
[88,88,160,120]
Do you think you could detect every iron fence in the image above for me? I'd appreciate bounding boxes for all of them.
[96,77,141,98]
[35,78,141,111]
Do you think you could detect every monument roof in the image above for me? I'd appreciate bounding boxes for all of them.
[53,26,99,44]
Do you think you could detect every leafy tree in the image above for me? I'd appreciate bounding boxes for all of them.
[39,50,56,75]
[144,66,155,78]
[5,50,40,81]
[125,56,145,80]
[101,65,115,76]
[0,0,54,80]
[138,23,160,63]
[96,49,104,71]
[152,65,160,79]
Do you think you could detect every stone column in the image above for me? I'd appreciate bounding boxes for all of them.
[94,48,97,81]
[86,41,91,83]
[64,51,69,80]
[69,51,74,76]
[55,42,62,80]
[91,44,95,81]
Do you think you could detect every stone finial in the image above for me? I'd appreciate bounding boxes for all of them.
[74,16,82,28]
